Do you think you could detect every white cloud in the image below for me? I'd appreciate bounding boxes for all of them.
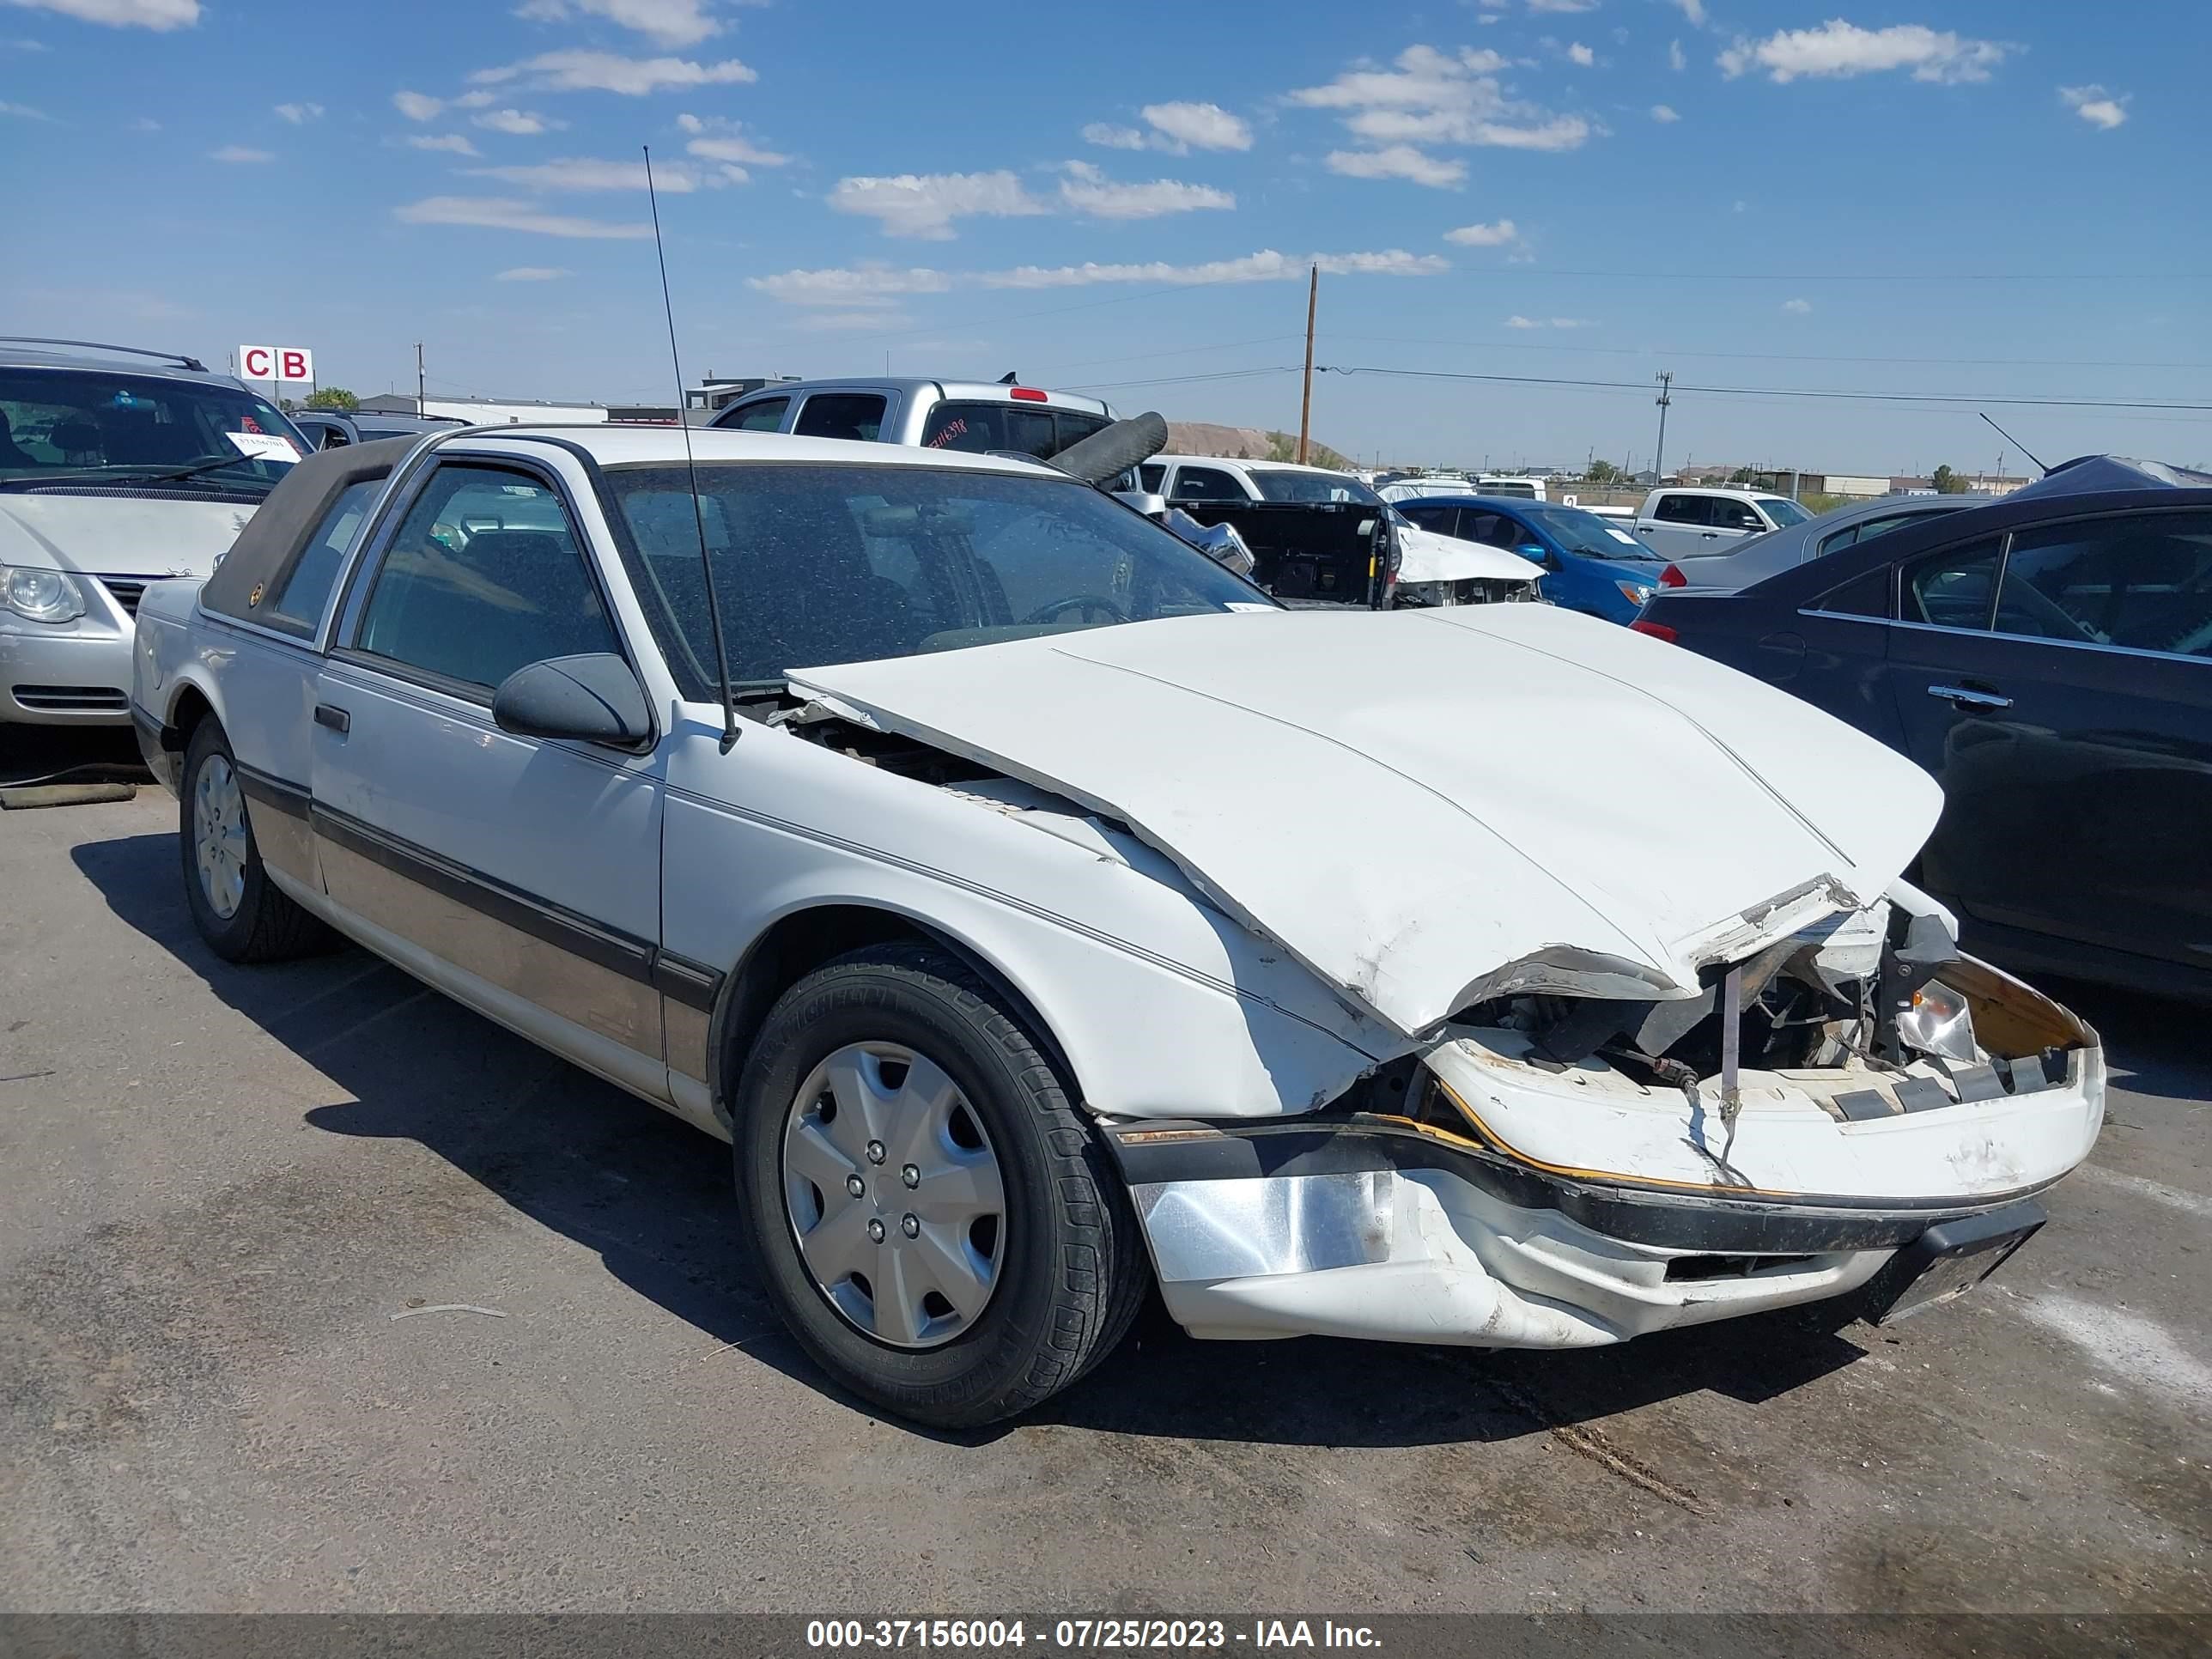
[749,248,1446,307]
[455,90,496,108]
[0,96,51,118]
[747,264,954,307]
[209,144,271,162]
[827,170,1048,239]
[129,114,157,129]
[468,155,712,191]
[393,195,653,238]
[3,0,198,28]
[1566,42,1594,67]
[794,310,915,333]
[1782,297,1812,313]
[1719,21,2011,85]
[2060,83,2127,130]
[274,101,323,124]
[1668,39,1686,71]
[1325,144,1466,187]
[1058,161,1234,218]
[1139,100,1252,152]
[1443,217,1516,246]
[680,127,787,167]
[470,48,755,95]
[474,107,567,135]
[2,35,52,47]
[1671,0,1706,24]
[513,0,720,47]
[1505,314,1595,328]
[495,265,570,281]
[404,132,480,155]
[1650,103,1680,122]
[1081,122,1147,150]
[393,89,444,121]
[1528,0,1595,10]
[1085,101,1253,155]
[983,248,1449,289]
[1291,43,1591,155]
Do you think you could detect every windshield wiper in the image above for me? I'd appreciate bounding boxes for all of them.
[0,455,276,492]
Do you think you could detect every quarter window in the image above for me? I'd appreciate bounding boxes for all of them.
[268,477,380,632]
[793,394,887,443]
[1170,466,1243,501]
[356,465,617,693]
[727,398,789,432]
[1809,567,1892,619]
[1996,512,2212,658]
[1903,538,2002,630]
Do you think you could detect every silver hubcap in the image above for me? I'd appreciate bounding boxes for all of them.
[192,755,248,920]
[781,1042,1006,1350]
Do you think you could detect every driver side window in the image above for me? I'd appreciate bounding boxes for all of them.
[355,464,617,695]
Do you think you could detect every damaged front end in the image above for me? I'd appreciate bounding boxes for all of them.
[1110,890,2102,1350]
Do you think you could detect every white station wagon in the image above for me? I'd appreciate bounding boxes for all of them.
[131,424,2104,1426]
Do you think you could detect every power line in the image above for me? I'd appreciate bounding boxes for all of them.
[1314,364,2212,415]
[1326,331,2212,374]
[1443,267,2212,283]
[1060,366,1301,392]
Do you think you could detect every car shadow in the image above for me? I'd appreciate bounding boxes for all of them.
[2033,976,2212,1107]
[77,826,1895,1449]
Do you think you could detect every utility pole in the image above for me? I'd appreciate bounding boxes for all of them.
[1652,371,1674,484]
[415,343,426,416]
[1296,264,1317,465]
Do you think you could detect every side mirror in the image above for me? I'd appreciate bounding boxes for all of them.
[492,653,654,748]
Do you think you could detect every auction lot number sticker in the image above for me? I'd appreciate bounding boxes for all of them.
[807,1620,1381,1651]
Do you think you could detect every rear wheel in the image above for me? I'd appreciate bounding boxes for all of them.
[732,944,1145,1426]
[179,720,330,963]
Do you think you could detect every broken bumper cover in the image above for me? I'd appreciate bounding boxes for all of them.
[1109,1016,2100,1348]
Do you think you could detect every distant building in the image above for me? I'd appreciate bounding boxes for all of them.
[358,393,608,425]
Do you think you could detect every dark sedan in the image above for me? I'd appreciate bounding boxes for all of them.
[1638,455,2212,999]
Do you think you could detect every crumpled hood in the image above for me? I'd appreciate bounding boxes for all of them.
[790,605,1942,1037]
[0,494,258,578]
[1393,520,1539,586]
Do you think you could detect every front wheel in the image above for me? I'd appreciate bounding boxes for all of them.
[732,944,1145,1426]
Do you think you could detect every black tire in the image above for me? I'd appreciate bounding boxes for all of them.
[732,943,1146,1427]
[179,720,331,963]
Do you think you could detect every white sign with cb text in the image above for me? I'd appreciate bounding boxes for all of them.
[238,344,314,385]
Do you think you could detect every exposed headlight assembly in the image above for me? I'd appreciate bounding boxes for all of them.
[1615,579,1656,606]
[1899,979,1979,1065]
[2,565,87,624]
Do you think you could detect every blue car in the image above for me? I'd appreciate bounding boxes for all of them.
[1393,495,1671,624]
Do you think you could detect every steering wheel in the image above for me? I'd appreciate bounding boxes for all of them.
[1024,593,1129,625]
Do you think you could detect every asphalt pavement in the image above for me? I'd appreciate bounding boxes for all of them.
[3,785,2206,1620]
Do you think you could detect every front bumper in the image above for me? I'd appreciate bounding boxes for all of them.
[0,615,134,726]
[1110,957,2102,1349]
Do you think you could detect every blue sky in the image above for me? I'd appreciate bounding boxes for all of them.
[3,0,2206,475]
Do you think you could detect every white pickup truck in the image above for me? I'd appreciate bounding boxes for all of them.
[1633,486,1814,565]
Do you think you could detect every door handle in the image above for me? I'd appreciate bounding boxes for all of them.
[313,702,351,733]
[1927,684,2011,712]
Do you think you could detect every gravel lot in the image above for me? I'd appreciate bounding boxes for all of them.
[3,783,2206,1618]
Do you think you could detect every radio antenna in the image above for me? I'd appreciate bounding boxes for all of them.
[644,143,738,752]
[1978,410,2048,477]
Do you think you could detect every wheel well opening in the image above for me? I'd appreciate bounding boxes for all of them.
[167,685,214,751]
[710,905,1081,1121]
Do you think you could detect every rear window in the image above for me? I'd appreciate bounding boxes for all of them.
[919,401,1107,461]
[1249,470,1381,505]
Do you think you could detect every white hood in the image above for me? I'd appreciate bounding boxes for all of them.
[0,494,257,579]
[790,605,1942,1037]
[1393,519,1539,586]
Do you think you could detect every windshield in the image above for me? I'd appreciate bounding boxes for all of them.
[0,366,304,495]
[1758,496,1813,526]
[605,462,1271,694]
[1249,469,1382,505]
[1522,504,1660,560]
